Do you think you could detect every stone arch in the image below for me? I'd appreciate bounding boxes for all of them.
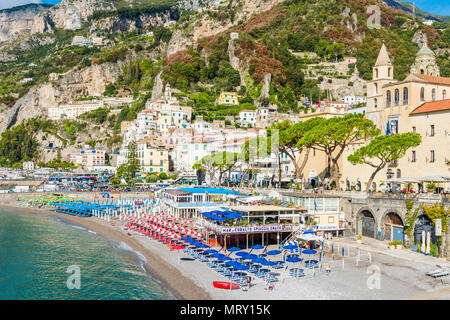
[380,209,404,241]
[356,207,377,238]
[413,214,438,247]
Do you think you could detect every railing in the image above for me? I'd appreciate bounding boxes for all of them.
[196,219,299,234]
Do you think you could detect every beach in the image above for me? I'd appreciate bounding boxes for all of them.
[1,198,449,300]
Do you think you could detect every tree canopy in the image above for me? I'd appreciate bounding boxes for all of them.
[347,132,421,191]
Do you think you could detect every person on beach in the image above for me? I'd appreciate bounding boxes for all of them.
[326,263,331,274]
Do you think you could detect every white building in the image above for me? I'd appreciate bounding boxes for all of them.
[344,95,367,106]
[69,146,107,169]
[239,110,257,127]
[23,161,36,171]
[48,100,104,120]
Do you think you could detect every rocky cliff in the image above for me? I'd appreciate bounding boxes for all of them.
[0,4,52,43]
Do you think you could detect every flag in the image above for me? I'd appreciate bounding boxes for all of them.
[304,96,310,108]
[328,90,333,101]
[386,121,391,136]
[318,99,321,109]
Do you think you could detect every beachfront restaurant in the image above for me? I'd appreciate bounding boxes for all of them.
[280,192,345,237]
[160,187,247,218]
[196,205,307,249]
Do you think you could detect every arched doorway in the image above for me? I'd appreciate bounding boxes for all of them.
[382,212,404,242]
[358,210,376,238]
[414,215,437,246]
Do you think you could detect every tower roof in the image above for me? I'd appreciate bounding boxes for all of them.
[416,44,435,57]
[375,43,392,66]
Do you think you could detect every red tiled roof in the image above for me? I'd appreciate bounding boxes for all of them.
[410,99,450,115]
[413,74,450,86]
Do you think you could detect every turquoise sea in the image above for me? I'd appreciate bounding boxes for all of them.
[0,209,175,300]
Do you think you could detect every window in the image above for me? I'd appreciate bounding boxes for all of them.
[150,160,153,165]
[328,216,334,224]
[375,68,378,78]
[388,67,391,78]
[403,87,408,105]
[432,89,436,101]
[443,90,447,100]
[394,89,400,106]
[430,125,435,136]
[386,90,391,107]
[420,87,425,101]
[374,98,378,108]
[412,151,416,162]
[160,160,163,165]
[412,126,416,133]
[430,150,435,163]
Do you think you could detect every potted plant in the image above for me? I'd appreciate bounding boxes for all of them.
[388,241,396,249]
[426,183,436,193]
[357,234,362,244]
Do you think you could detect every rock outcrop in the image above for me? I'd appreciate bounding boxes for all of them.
[32,0,115,33]
[0,4,51,43]
[0,62,122,133]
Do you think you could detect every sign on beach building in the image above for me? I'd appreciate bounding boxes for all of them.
[221,225,283,234]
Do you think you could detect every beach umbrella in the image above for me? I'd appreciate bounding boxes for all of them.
[204,249,218,254]
[261,260,276,267]
[171,245,185,264]
[235,251,249,258]
[302,249,317,255]
[225,260,239,267]
[266,250,281,256]
[426,232,431,255]
[217,255,232,262]
[286,256,302,263]
[233,264,249,271]
[245,253,258,260]
[252,257,267,264]
[283,244,297,250]
[251,244,264,250]
[227,247,241,253]
[421,231,426,252]
[211,253,223,259]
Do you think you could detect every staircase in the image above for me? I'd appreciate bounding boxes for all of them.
[281,225,306,247]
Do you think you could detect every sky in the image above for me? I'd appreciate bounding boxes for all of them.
[0,0,449,15]
[0,0,61,10]
[402,0,450,16]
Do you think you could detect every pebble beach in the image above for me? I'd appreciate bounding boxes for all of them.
[1,199,449,300]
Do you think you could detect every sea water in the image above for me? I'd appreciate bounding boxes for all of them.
[0,209,175,300]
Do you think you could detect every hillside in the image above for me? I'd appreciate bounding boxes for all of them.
[0,0,448,165]
[382,0,450,23]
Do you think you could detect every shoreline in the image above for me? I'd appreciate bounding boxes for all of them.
[0,202,212,300]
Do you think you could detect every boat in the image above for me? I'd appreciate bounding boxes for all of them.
[212,281,240,290]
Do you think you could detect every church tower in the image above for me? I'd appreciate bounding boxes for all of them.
[366,43,395,127]
[410,43,440,76]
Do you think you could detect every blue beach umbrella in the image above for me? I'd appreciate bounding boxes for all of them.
[251,244,264,250]
[225,260,239,267]
[252,257,267,264]
[245,253,258,260]
[217,255,232,262]
[204,249,218,254]
[227,247,241,252]
[234,264,249,271]
[286,256,302,263]
[266,250,281,256]
[302,249,317,255]
[283,244,297,250]
[211,253,223,258]
[261,260,276,266]
[235,251,249,258]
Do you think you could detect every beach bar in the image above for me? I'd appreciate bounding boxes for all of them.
[160,187,247,218]
[196,205,307,249]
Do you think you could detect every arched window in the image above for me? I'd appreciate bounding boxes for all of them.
[420,87,425,101]
[403,87,408,105]
[374,83,378,94]
[375,68,379,79]
[420,69,424,74]
[394,89,400,106]
[397,169,401,178]
[444,90,447,100]
[388,67,391,78]
[386,90,391,107]
[432,88,436,101]
[374,98,378,108]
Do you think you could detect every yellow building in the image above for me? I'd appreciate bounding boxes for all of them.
[217,92,239,105]
[136,137,169,174]
[342,43,450,191]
